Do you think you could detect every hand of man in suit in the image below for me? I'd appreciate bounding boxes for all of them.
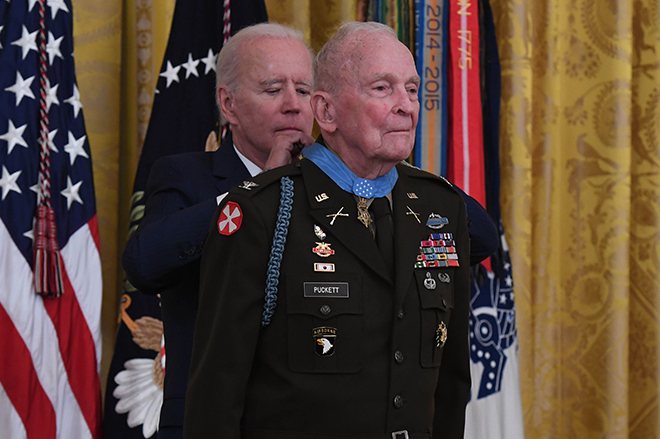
[263,131,315,169]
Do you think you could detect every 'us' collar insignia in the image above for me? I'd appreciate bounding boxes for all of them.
[217,201,243,235]
[313,327,336,356]
[426,213,449,229]
[407,192,418,199]
[315,193,329,202]
[238,180,259,191]
[313,242,335,257]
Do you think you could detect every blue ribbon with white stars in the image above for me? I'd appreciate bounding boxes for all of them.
[302,143,398,198]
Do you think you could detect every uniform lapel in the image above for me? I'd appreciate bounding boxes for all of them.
[392,167,429,306]
[301,159,392,285]
[211,133,251,192]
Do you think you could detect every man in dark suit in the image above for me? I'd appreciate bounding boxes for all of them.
[184,21,471,439]
[122,23,316,439]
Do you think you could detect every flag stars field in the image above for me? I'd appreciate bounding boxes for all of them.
[46,79,60,111]
[11,25,38,59]
[47,31,65,65]
[0,166,23,200]
[47,0,69,19]
[64,84,83,117]
[5,72,36,106]
[64,133,89,165]
[61,176,84,210]
[1,120,28,154]
[48,129,59,152]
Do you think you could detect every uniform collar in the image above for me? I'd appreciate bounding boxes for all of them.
[302,143,398,198]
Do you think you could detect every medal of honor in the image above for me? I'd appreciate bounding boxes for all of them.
[357,197,372,228]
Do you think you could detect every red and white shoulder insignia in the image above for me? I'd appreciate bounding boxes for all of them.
[217,201,243,235]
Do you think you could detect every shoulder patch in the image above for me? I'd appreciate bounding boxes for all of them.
[217,201,243,235]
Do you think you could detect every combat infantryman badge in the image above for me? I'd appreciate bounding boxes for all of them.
[217,201,243,235]
[426,213,449,229]
[313,327,337,356]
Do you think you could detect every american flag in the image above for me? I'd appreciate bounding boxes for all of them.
[0,1,103,438]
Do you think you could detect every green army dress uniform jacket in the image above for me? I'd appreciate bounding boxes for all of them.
[184,158,471,439]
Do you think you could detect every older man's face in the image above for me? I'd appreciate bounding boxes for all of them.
[229,37,314,162]
[334,35,420,169]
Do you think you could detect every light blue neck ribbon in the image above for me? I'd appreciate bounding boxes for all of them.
[302,143,398,198]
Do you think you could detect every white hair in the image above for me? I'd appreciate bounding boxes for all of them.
[215,23,314,124]
[315,21,398,95]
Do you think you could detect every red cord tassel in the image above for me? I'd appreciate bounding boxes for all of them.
[34,205,64,298]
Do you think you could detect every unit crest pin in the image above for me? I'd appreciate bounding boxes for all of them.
[314,224,326,241]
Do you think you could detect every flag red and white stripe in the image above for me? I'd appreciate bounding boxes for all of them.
[0,220,102,439]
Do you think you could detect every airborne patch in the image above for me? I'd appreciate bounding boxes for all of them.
[313,326,337,357]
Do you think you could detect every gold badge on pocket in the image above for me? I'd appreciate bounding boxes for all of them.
[436,321,448,348]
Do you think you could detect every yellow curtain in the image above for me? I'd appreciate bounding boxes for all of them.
[265,0,358,52]
[493,0,660,437]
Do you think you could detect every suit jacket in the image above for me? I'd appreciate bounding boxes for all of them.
[122,133,251,437]
[184,157,471,439]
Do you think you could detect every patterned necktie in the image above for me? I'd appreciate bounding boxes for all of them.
[370,197,394,278]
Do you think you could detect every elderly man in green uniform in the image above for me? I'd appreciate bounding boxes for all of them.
[184,21,470,439]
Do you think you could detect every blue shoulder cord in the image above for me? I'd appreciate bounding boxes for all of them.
[261,176,294,326]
